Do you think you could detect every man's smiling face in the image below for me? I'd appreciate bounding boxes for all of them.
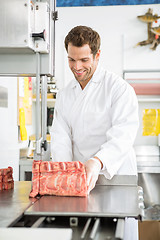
[67,43,100,89]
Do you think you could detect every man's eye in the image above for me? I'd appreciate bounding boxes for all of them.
[69,59,75,62]
[82,59,88,62]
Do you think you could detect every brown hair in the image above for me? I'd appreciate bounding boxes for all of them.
[64,26,101,56]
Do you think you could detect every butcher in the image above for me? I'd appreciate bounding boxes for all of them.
[50,26,139,239]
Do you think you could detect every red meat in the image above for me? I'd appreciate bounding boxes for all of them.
[0,167,14,190]
[29,161,88,198]
[3,181,14,190]
[3,175,14,183]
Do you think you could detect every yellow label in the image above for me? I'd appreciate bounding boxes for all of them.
[20,126,27,141]
[19,108,27,140]
[23,77,30,108]
[142,109,160,136]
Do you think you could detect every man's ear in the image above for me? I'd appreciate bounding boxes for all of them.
[95,49,101,60]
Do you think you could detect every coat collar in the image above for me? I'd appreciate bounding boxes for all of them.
[70,64,104,89]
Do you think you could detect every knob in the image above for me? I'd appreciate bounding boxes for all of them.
[41,140,47,151]
[32,29,46,40]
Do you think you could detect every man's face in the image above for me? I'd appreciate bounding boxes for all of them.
[67,43,100,89]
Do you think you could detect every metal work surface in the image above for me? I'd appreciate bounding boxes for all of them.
[138,173,160,208]
[137,156,160,173]
[0,181,143,239]
[25,184,141,218]
[97,174,137,186]
[0,182,36,227]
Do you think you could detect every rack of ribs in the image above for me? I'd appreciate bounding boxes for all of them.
[29,161,88,198]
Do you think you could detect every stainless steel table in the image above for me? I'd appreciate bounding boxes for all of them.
[25,185,142,218]
[0,178,144,239]
[0,181,36,227]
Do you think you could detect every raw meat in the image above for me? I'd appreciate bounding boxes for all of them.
[29,161,88,198]
[0,166,14,190]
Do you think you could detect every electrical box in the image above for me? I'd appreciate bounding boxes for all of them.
[0,0,35,53]
[0,0,56,76]
[0,0,50,54]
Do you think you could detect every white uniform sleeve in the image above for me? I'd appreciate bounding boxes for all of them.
[50,91,72,162]
[95,82,139,179]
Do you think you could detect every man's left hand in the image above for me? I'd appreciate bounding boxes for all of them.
[85,158,102,194]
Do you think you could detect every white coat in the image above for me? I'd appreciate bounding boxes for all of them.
[50,64,139,179]
[51,65,139,240]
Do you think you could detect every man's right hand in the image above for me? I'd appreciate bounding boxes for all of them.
[85,158,102,194]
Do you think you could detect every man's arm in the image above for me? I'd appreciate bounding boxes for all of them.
[85,81,139,192]
[50,91,72,162]
[95,82,139,179]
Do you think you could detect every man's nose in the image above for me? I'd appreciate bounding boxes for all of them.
[74,61,82,70]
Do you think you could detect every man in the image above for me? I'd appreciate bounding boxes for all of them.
[51,26,139,239]
[51,25,139,192]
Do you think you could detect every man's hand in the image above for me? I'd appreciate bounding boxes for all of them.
[85,157,102,194]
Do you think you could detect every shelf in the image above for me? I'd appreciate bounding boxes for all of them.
[32,98,56,102]
[137,96,160,102]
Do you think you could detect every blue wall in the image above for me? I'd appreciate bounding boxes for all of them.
[57,0,160,7]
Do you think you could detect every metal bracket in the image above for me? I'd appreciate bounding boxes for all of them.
[90,218,100,239]
[52,11,58,21]
[70,217,78,227]
[36,137,43,155]
[115,218,125,240]
[31,217,46,228]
